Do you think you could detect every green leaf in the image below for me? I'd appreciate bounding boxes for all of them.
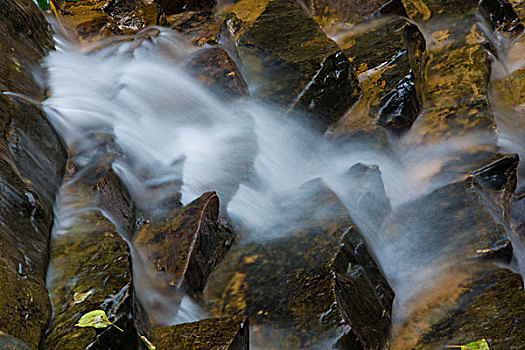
[75,310,123,332]
[463,339,490,350]
[139,335,157,350]
[34,0,50,10]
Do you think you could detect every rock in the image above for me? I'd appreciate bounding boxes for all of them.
[0,1,66,347]
[163,11,222,46]
[0,333,32,350]
[0,0,53,99]
[479,0,524,38]
[157,0,216,17]
[185,46,249,99]
[44,170,136,350]
[329,16,425,138]
[134,192,234,294]
[225,0,360,128]
[301,0,406,30]
[50,0,157,43]
[397,263,525,349]
[142,316,249,350]
[204,179,393,349]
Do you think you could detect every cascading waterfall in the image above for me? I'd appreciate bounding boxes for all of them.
[43,18,524,348]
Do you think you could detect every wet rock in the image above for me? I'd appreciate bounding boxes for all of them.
[0,2,66,346]
[407,263,525,349]
[157,0,216,17]
[0,333,32,350]
[226,0,360,128]
[0,0,53,99]
[142,316,249,350]
[204,179,393,349]
[301,0,406,30]
[44,170,135,350]
[51,0,157,43]
[479,0,524,38]
[330,16,425,137]
[133,191,234,295]
[163,10,222,45]
[185,46,249,99]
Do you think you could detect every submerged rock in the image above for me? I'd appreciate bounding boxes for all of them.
[50,0,157,43]
[44,170,135,350]
[142,316,249,350]
[224,0,360,128]
[204,179,393,349]
[330,16,425,138]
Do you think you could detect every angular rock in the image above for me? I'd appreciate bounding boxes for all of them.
[44,170,135,350]
[185,46,249,99]
[225,0,360,128]
[134,192,233,294]
[157,0,216,17]
[50,0,157,43]
[142,317,249,350]
[479,0,524,38]
[301,0,406,30]
[329,16,425,138]
[204,179,393,349]
[163,10,222,46]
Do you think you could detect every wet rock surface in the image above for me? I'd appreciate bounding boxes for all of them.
[143,316,249,350]
[330,15,425,138]
[134,192,234,296]
[204,179,393,349]
[51,0,157,43]
[157,0,217,17]
[0,1,66,348]
[224,0,360,128]
[44,170,135,350]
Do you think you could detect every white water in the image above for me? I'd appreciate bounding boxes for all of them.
[43,23,525,346]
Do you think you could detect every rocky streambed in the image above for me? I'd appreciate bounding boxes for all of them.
[0,0,525,349]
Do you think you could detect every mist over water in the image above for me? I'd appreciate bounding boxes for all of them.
[44,22,524,344]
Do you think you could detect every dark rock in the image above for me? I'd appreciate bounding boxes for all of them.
[163,10,221,45]
[133,191,234,313]
[0,333,32,350]
[301,0,398,30]
[157,0,216,16]
[51,0,157,43]
[411,264,525,349]
[204,179,393,349]
[0,2,66,347]
[185,46,249,99]
[43,171,135,350]
[142,316,249,350]
[228,0,360,128]
[479,0,524,38]
[329,16,425,137]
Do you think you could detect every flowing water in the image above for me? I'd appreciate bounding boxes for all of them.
[43,18,525,348]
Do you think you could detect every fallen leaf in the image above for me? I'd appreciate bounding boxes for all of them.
[463,339,490,350]
[75,310,123,332]
[73,290,93,304]
[140,335,157,350]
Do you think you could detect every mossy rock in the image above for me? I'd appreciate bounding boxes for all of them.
[44,171,135,350]
[143,316,248,350]
[479,0,524,37]
[205,179,393,349]
[227,0,360,128]
[163,11,222,46]
[0,333,32,350]
[52,0,157,43]
[329,16,425,138]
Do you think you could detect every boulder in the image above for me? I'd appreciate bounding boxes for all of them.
[185,46,249,99]
[222,0,360,128]
[50,0,157,43]
[0,333,32,350]
[204,179,393,349]
[479,0,524,38]
[0,1,66,347]
[43,170,135,350]
[141,316,249,350]
[162,11,222,46]
[329,16,425,138]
